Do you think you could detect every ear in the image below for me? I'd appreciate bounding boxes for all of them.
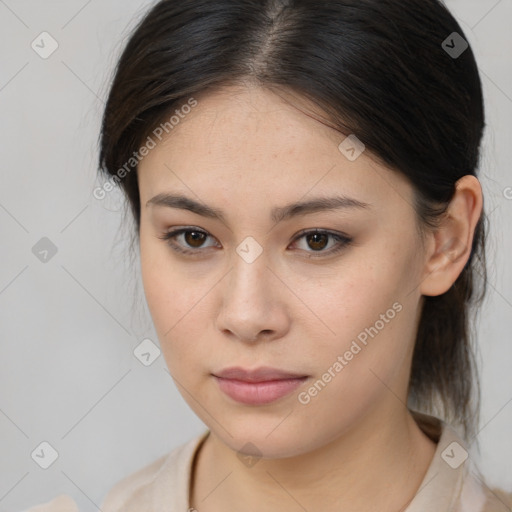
[420,175,483,297]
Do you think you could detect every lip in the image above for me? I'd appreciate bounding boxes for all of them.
[214,366,308,382]
[212,366,309,405]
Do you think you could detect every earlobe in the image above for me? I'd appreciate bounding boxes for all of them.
[420,234,469,297]
[420,175,483,297]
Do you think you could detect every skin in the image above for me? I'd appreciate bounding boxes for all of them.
[137,83,483,512]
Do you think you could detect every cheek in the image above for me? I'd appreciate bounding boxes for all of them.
[140,232,168,318]
[140,231,181,341]
[300,251,417,381]
[139,231,215,374]
[139,222,419,384]
[294,281,414,437]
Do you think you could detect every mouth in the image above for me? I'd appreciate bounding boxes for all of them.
[212,366,309,405]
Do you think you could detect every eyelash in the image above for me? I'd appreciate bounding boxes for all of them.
[157,227,353,259]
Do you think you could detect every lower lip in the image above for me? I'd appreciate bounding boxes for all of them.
[214,376,308,405]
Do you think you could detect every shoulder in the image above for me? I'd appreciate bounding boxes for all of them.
[100,451,171,511]
[101,431,209,511]
[481,486,512,512]
[21,432,209,512]
[459,463,512,512]
[21,494,79,512]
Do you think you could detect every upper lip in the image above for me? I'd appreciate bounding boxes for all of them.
[213,366,308,382]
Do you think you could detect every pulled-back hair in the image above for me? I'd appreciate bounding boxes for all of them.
[98,0,488,440]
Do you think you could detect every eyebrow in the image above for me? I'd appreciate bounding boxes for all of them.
[146,193,371,224]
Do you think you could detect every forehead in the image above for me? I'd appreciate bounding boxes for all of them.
[164,84,344,154]
[138,85,414,218]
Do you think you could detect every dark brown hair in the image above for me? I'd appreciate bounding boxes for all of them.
[98,0,487,440]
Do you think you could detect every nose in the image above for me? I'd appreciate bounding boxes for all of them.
[215,250,290,344]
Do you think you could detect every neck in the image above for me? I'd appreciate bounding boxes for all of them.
[191,405,437,512]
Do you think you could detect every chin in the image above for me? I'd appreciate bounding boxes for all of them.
[208,417,318,460]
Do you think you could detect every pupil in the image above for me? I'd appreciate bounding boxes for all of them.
[308,233,327,251]
[186,231,205,247]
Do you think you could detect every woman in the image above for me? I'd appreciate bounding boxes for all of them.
[27,0,512,510]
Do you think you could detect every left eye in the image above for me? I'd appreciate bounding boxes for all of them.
[291,229,352,257]
[158,227,352,258]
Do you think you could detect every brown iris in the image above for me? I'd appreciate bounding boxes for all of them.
[184,231,207,248]
[306,232,329,251]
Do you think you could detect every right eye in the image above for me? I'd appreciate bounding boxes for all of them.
[157,227,220,256]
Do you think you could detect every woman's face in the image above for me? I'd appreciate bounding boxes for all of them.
[138,84,429,458]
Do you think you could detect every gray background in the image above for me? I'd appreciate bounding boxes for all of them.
[0,0,511,510]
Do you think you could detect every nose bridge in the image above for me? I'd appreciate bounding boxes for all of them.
[216,237,288,341]
[227,239,270,304]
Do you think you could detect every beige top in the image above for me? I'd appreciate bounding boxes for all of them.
[25,412,512,512]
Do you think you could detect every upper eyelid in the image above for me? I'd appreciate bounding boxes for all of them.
[163,226,346,238]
